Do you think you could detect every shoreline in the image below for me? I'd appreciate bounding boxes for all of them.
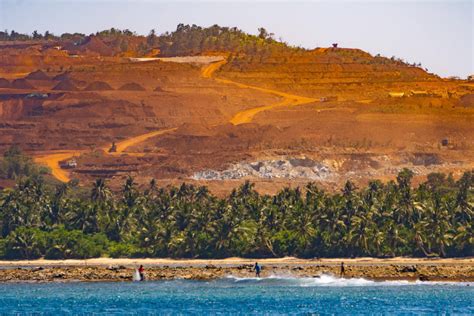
[0,257,472,283]
[0,256,473,267]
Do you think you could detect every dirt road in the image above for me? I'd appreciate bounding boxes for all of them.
[35,57,317,182]
[201,59,227,78]
[35,128,178,182]
[34,151,83,182]
[202,60,317,124]
[104,127,178,155]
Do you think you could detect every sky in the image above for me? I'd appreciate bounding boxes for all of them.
[0,0,472,78]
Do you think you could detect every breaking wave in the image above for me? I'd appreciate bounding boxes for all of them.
[224,274,472,287]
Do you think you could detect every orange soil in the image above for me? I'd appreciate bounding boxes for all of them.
[35,58,318,182]
[34,151,83,182]
[2,48,468,190]
[34,128,178,182]
[106,127,178,155]
[201,60,227,78]
[202,60,317,124]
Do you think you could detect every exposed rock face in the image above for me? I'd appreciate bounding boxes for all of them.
[0,38,472,190]
[52,79,79,91]
[220,48,436,100]
[25,70,50,80]
[65,35,115,56]
[84,81,114,91]
[119,82,146,91]
[459,94,474,107]
[53,72,71,81]
[193,158,332,180]
[11,79,35,89]
[0,78,10,88]
[408,152,441,166]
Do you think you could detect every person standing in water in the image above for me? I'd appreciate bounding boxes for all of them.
[254,262,261,278]
[138,265,145,281]
[340,262,345,278]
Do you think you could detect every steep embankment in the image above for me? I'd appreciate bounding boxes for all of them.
[219,48,439,101]
[202,60,317,124]
[34,151,83,182]
[36,57,319,182]
[35,128,178,182]
[105,127,178,155]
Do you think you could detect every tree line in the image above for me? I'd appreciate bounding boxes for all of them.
[0,24,296,56]
[0,165,472,259]
[0,146,49,180]
[0,30,79,42]
[155,24,293,56]
[1,24,421,70]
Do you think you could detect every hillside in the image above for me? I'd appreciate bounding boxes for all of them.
[0,25,473,193]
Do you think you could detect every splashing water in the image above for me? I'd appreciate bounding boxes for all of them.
[226,273,474,287]
[0,276,472,314]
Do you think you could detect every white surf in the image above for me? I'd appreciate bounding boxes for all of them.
[133,269,141,282]
[225,274,473,287]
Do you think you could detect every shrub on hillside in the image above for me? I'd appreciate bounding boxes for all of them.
[0,145,50,180]
[108,242,144,258]
[0,226,109,259]
[0,239,5,258]
[44,227,109,259]
[3,227,47,259]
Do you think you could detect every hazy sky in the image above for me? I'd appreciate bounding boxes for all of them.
[1,0,472,78]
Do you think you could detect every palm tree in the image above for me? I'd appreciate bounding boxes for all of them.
[6,227,45,259]
[453,225,473,255]
[385,222,406,257]
[397,168,414,211]
[66,201,98,234]
[456,171,472,211]
[91,178,111,203]
[122,175,138,208]
[348,215,371,256]
[0,167,472,259]
[0,177,49,236]
[49,183,69,226]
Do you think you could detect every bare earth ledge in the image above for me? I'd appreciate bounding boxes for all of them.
[0,257,473,283]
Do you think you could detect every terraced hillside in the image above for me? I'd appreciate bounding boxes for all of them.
[0,26,473,193]
[220,49,453,98]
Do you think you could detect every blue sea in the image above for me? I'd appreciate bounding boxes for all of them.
[0,275,472,315]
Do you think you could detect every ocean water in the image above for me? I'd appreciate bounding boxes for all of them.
[0,275,472,315]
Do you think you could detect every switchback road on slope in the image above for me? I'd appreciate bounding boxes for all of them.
[201,60,317,124]
[34,128,177,182]
[35,57,316,182]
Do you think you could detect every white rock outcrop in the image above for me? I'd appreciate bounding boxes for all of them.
[192,158,332,180]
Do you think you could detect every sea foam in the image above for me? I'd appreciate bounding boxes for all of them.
[224,274,473,287]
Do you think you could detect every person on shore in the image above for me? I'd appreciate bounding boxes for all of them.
[340,262,345,278]
[138,265,145,281]
[254,262,261,278]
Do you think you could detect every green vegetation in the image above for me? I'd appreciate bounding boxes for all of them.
[0,24,421,70]
[156,24,293,56]
[0,169,472,259]
[0,146,49,180]
[0,24,295,57]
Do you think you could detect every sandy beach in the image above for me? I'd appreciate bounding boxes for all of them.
[0,257,472,282]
